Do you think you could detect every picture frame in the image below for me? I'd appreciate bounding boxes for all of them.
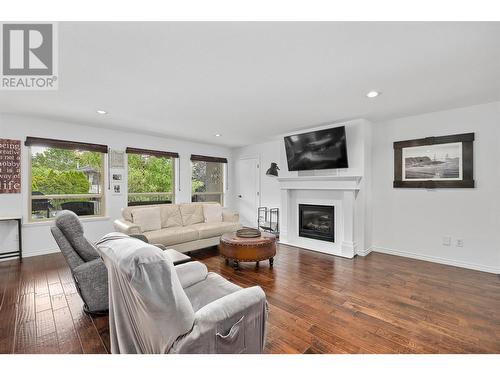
[112,173,123,181]
[0,138,21,194]
[112,183,123,195]
[393,133,474,188]
[109,150,125,168]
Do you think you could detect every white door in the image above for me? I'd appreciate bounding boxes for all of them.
[235,157,260,228]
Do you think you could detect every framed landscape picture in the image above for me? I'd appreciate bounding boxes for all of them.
[393,133,474,188]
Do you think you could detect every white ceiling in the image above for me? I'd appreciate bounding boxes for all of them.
[1,22,499,147]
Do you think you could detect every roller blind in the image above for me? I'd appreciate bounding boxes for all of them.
[25,137,108,153]
[190,154,227,163]
[125,147,179,158]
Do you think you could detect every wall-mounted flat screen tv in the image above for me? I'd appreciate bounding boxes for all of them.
[284,126,349,171]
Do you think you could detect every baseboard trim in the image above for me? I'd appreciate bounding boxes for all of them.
[0,247,60,262]
[23,248,60,259]
[356,247,373,257]
[372,246,499,274]
[22,249,61,259]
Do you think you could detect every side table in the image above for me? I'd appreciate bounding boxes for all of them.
[0,217,22,262]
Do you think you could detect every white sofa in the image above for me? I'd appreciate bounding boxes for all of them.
[113,202,241,253]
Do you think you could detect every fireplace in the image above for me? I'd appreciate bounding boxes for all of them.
[298,204,335,242]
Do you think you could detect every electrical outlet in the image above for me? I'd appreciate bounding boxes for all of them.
[456,239,464,247]
[442,236,451,246]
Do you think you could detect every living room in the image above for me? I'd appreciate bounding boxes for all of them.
[1,1,499,372]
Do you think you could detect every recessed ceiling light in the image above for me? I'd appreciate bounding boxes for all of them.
[96,109,108,115]
[366,91,381,98]
[214,134,221,137]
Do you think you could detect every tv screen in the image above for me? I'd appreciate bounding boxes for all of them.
[284,126,349,171]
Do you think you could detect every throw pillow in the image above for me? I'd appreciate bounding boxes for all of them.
[132,207,162,232]
[203,203,223,223]
[179,204,204,226]
[160,205,183,228]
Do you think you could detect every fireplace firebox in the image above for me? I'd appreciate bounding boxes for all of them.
[298,204,334,242]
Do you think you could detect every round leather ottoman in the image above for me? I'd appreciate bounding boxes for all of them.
[219,231,276,269]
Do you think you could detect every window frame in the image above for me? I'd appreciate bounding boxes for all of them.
[191,159,225,205]
[27,147,106,222]
[126,152,176,206]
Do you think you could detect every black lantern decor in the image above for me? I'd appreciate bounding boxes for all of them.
[266,162,280,177]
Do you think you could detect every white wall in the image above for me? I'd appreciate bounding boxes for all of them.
[0,114,232,257]
[371,102,500,273]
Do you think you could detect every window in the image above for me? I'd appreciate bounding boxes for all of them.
[26,137,106,221]
[191,154,227,204]
[126,147,178,206]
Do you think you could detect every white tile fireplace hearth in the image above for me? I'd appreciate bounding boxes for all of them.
[277,175,363,258]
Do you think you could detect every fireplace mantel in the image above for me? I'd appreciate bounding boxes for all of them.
[277,175,362,191]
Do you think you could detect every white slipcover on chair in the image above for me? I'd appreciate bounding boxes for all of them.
[95,233,267,354]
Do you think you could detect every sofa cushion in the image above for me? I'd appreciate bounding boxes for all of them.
[203,203,223,223]
[222,209,239,223]
[132,207,162,232]
[121,206,134,222]
[160,205,183,228]
[145,227,199,246]
[122,204,167,222]
[190,222,241,240]
[179,204,204,226]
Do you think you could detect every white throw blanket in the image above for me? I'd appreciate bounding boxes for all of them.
[95,233,195,354]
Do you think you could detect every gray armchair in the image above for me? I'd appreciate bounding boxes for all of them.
[95,233,268,354]
[50,210,108,314]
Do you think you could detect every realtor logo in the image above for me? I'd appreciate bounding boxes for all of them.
[1,22,58,90]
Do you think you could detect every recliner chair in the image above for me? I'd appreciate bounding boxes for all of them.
[50,210,108,314]
[95,233,268,354]
[51,211,194,314]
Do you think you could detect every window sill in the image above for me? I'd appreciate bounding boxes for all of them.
[24,216,111,227]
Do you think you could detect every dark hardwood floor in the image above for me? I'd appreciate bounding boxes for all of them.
[1,244,499,354]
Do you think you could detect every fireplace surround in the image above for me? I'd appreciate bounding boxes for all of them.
[298,204,335,242]
[277,175,362,258]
